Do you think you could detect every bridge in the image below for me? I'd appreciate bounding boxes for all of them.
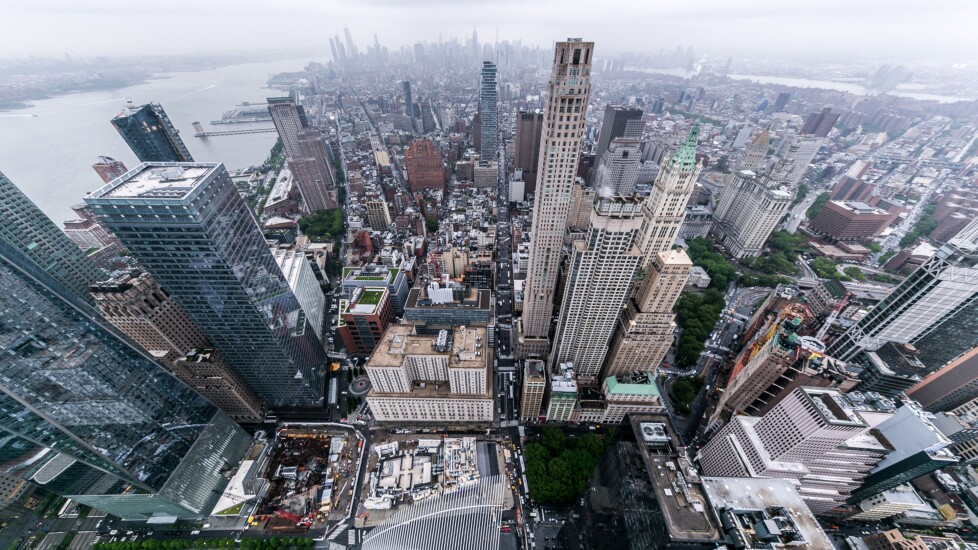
[192,121,277,137]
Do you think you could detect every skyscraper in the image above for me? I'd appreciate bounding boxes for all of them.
[551,197,645,382]
[343,27,359,60]
[520,39,594,349]
[801,107,840,137]
[111,100,194,163]
[520,359,547,421]
[90,271,266,424]
[267,93,335,212]
[92,156,128,183]
[907,347,978,411]
[479,61,498,162]
[514,111,544,193]
[638,125,701,261]
[87,163,326,407]
[366,197,392,230]
[827,218,978,366]
[711,165,795,259]
[0,235,250,519]
[402,80,414,125]
[594,137,640,196]
[594,105,644,163]
[0,171,103,304]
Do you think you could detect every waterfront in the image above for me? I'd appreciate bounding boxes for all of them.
[0,56,324,223]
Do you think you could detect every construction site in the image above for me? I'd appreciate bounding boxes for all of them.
[248,427,363,533]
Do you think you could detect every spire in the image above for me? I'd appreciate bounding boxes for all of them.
[671,123,700,168]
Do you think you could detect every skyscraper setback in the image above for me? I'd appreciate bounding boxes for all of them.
[111,100,194,163]
[86,163,326,408]
[520,39,594,349]
[479,61,498,162]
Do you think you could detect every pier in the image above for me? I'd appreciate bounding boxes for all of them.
[192,121,277,137]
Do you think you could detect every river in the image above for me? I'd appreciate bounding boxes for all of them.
[0,56,325,223]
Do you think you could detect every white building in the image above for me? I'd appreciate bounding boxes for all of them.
[711,169,794,258]
[849,485,926,521]
[272,248,326,340]
[594,138,640,196]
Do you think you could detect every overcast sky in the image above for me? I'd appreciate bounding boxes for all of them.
[5,0,978,62]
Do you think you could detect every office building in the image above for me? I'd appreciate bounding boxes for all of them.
[601,373,664,423]
[338,287,395,356]
[863,529,929,550]
[474,161,497,188]
[850,486,926,521]
[677,205,713,241]
[520,360,547,421]
[365,325,493,422]
[520,39,594,346]
[546,365,579,422]
[566,179,595,231]
[342,264,410,316]
[853,342,930,397]
[831,175,876,202]
[810,200,894,241]
[479,62,498,162]
[92,156,127,183]
[62,202,126,259]
[272,248,326,340]
[551,197,645,382]
[559,414,724,549]
[776,133,823,185]
[805,279,848,317]
[827,219,978,365]
[514,111,544,192]
[111,100,193,163]
[605,248,692,378]
[907,347,978,412]
[801,107,840,138]
[594,137,640,196]
[773,91,792,111]
[90,271,266,424]
[711,169,794,258]
[638,125,701,261]
[366,198,392,231]
[594,105,643,163]
[0,235,250,519]
[0,171,103,304]
[267,93,335,212]
[87,163,326,408]
[403,281,492,333]
[404,139,445,191]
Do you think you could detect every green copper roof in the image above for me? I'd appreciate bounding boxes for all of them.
[605,374,661,397]
[671,123,700,169]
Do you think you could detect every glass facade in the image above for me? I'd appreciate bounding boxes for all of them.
[110,102,194,163]
[86,163,325,407]
[0,171,104,304]
[0,236,250,519]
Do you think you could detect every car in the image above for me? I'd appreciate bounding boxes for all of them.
[191,530,201,536]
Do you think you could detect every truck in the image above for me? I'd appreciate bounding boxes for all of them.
[328,378,339,405]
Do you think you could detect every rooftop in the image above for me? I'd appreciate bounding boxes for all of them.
[93,163,218,200]
[367,324,488,370]
[604,373,660,397]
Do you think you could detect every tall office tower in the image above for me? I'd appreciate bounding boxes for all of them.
[366,197,392,230]
[87,163,326,407]
[605,248,692,377]
[111,100,194,163]
[62,202,126,256]
[594,137,640,196]
[328,37,340,64]
[638,125,701,261]
[520,39,594,346]
[0,171,103,303]
[698,387,889,514]
[514,111,544,192]
[402,80,413,118]
[773,92,792,111]
[736,128,769,171]
[334,36,347,64]
[520,359,547,421]
[272,248,326,341]
[404,139,445,191]
[907,347,978,411]
[776,133,822,185]
[92,156,127,183]
[90,271,266,424]
[551,197,645,382]
[479,61,498,162]
[593,105,643,163]
[801,107,840,137]
[711,168,794,259]
[827,219,978,365]
[0,236,250,519]
[343,27,359,59]
[267,93,334,212]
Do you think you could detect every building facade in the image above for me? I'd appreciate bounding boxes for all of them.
[594,138,640,196]
[479,62,498,162]
[593,105,644,163]
[338,287,395,356]
[711,169,794,258]
[92,156,128,183]
[111,101,194,163]
[514,111,544,192]
[267,93,336,212]
[520,359,547,421]
[404,139,445,191]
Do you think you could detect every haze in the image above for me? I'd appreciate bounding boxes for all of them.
[4,0,978,62]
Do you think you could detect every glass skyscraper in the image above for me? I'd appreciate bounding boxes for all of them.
[110,101,194,163]
[0,235,250,520]
[0,171,104,304]
[479,61,498,162]
[86,163,326,407]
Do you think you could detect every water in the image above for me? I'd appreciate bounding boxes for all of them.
[0,57,324,223]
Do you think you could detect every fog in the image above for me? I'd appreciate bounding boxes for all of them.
[4,0,978,62]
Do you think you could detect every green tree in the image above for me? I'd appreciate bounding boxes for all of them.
[806,192,830,219]
[541,427,566,454]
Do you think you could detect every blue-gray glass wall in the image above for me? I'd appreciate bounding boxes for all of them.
[0,171,104,304]
[0,237,250,520]
[111,102,195,163]
[86,162,326,407]
[479,62,498,162]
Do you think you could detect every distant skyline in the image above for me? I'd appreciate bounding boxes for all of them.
[3,0,978,63]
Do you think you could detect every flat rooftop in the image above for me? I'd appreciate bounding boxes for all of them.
[367,324,488,370]
[95,163,217,199]
[346,288,387,315]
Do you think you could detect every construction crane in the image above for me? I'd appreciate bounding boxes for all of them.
[816,291,849,341]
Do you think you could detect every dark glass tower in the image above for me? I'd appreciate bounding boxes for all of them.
[111,101,194,163]
[86,163,326,408]
[594,105,644,163]
[479,62,498,161]
[0,171,104,304]
[0,236,250,520]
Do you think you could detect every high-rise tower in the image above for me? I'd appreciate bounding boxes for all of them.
[111,100,193,163]
[92,156,128,183]
[638,125,701,262]
[479,61,498,162]
[594,137,640,196]
[0,235,250,519]
[0,171,103,304]
[514,111,544,192]
[87,163,326,407]
[519,39,594,349]
[594,105,643,163]
[711,158,795,258]
[267,92,335,212]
